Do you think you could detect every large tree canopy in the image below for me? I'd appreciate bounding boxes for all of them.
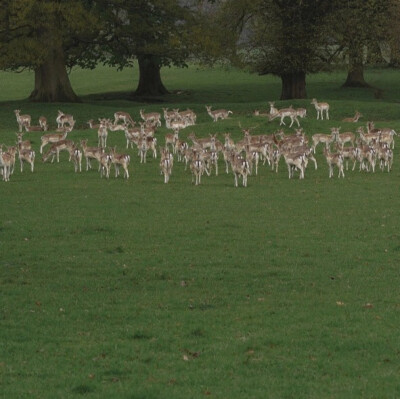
[327,0,394,88]
[97,0,196,97]
[0,0,100,102]
[209,0,335,99]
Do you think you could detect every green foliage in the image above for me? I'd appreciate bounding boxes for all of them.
[0,0,100,71]
[98,0,194,69]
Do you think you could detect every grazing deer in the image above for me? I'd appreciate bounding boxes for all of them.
[205,105,232,122]
[110,147,130,179]
[56,110,75,129]
[40,129,69,154]
[311,98,330,120]
[14,110,31,132]
[324,148,344,178]
[42,140,75,163]
[114,111,135,126]
[80,139,104,171]
[18,148,35,173]
[342,111,362,123]
[140,109,162,127]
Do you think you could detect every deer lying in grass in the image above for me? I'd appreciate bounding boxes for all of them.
[342,111,362,123]
[14,110,31,132]
[311,98,330,120]
[205,105,232,122]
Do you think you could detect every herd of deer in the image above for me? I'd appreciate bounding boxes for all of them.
[0,100,396,184]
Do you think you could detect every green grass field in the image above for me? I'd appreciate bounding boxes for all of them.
[1,64,400,398]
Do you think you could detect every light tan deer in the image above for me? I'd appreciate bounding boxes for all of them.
[70,145,82,173]
[342,111,362,123]
[331,127,355,148]
[39,116,48,130]
[159,147,174,183]
[18,148,35,173]
[0,146,12,181]
[110,147,130,179]
[16,133,32,151]
[269,105,300,127]
[311,131,335,153]
[323,148,344,178]
[97,118,110,148]
[42,140,75,163]
[311,98,330,120]
[205,105,232,122]
[56,110,75,129]
[14,110,31,132]
[114,111,134,126]
[40,129,69,154]
[80,139,104,171]
[140,109,162,127]
[229,152,250,187]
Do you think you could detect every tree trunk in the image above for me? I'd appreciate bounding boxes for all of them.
[29,47,80,103]
[279,71,307,100]
[342,45,371,88]
[134,55,169,96]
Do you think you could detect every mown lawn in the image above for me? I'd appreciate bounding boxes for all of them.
[1,65,400,398]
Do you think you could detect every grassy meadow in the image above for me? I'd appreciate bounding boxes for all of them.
[1,64,400,398]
